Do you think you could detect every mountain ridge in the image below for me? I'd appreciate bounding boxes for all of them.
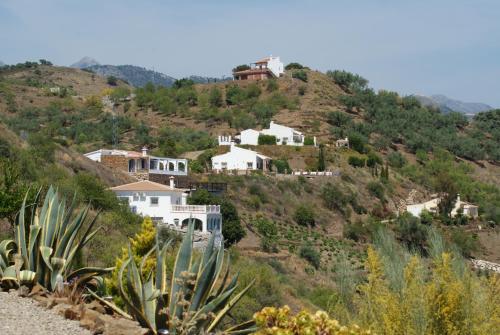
[414,94,493,115]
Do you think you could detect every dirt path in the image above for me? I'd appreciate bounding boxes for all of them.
[0,291,92,335]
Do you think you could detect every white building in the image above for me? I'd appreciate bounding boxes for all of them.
[233,56,284,80]
[110,179,222,233]
[335,137,349,148]
[211,144,270,172]
[263,56,285,78]
[406,194,478,219]
[84,147,188,177]
[219,121,313,147]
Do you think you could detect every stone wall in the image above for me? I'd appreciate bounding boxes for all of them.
[101,155,129,173]
[148,173,190,186]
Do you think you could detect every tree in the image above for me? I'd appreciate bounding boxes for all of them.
[294,205,316,226]
[292,70,308,82]
[285,62,304,70]
[208,86,223,107]
[107,75,118,86]
[188,189,245,246]
[232,64,251,72]
[0,159,33,226]
[317,144,326,171]
[39,59,52,66]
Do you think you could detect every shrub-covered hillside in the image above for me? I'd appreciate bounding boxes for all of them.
[0,60,499,324]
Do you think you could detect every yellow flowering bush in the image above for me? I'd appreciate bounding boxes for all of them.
[253,305,371,335]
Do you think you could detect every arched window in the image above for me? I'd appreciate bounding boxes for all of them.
[178,162,185,172]
[159,162,164,170]
[169,162,175,171]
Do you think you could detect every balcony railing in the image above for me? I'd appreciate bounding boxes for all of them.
[171,205,221,214]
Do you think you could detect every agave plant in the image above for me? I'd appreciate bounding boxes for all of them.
[0,186,112,291]
[114,222,256,335]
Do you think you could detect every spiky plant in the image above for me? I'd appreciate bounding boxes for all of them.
[0,186,112,291]
[115,222,256,335]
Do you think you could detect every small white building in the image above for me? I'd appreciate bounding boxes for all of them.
[406,194,479,219]
[221,121,313,147]
[110,179,222,233]
[211,144,270,172]
[451,194,479,219]
[233,56,284,80]
[335,137,349,148]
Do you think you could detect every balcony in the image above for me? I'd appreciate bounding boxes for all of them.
[171,205,221,214]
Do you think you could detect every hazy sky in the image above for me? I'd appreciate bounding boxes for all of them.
[1,0,499,106]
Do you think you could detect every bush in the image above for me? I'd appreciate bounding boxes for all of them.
[348,156,366,168]
[266,79,279,92]
[367,181,385,201]
[272,159,291,174]
[106,75,118,86]
[74,173,119,210]
[450,229,479,257]
[395,213,428,252]
[298,85,306,96]
[208,86,223,107]
[258,134,277,145]
[299,244,321,269]
[326,70,368,92]
[321,183,349,213]
[387,151,407,168]
[366,151,382,167]
[245,83,262,99]
[304,136,315,146]
[292,70,308,82]
[294,205,316,226]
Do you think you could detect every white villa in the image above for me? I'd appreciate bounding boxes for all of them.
[110,179,222,234]
[335,137,349,148]
[211,144,271,172]
[406,194,478,219]
[233,56,284,80]
[218,121,314,147]
[84,147,188,178]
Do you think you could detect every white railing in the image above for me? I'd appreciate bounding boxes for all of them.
[291,170,341,176]
[171,205,221,213]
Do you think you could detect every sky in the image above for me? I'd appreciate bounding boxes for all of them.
[1,0,499,107]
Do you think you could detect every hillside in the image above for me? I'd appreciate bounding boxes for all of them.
[1,61,499,317]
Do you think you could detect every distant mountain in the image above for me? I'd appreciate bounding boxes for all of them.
[86,64,177,87]
[414,94,493,115]
[0,61,5,67]
[70,57,229,87]
[71,56,100,69]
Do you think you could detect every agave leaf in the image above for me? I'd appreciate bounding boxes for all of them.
[66,267,114,282]
[1,265,18,286]
[16,191,30,264]
[65,227,101,268]
[50,256,66,290]
[86,288,133,319]
[44,189,60,248]
[39,246,53,272]
[206,279,255,332]
[155,241,171,292]
[27,225,41,271]
[39,186,55,242]
[142,273,159,330]
[0,240,15,268]
[192,284,238,324]
[54,205,89,259]
[224,320,258,334]
[189,253,218,312]
[139,244,157,275]
[214,254,231,297]
[169,221,194,319]
[200,233,215,270]
[18,270,36,285]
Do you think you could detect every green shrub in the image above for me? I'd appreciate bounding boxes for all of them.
[292,70,308,82]
[233,64,251,72]
[107,75,118,86]
[272,159,291,174]
[367,151,383,167]
[266,79,279,92]
[304,136,315,146]
[258,134,277,145]
[326,70,368,92]
[245,83,262,99]
[294,205,316,226]
[208,86,223,107]
[299,244,321,269]
[387,151,407,168]
[367,181,385,201]
[348,156,366,168]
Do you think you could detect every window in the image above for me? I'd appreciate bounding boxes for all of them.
[131,206,137,214]
[150,197,159,206]
[133,193,139,201]
[178,162,185,172]
[221,162,227,170]
[159,162,164,170]
[174,218,179,226]
[247,162,253,169]
[169,162,175,171]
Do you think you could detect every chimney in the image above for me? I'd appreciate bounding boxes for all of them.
[456,194,460,204]
[169,176,175,189]
[142,146,148,157]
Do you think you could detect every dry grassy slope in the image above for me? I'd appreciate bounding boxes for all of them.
[0,65,132,113]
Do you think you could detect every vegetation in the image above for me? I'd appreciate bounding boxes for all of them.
[0,187,111,291]
[258,134,277,145]
[114,223,256,334]
[294,205,316,226]
[291,69,308,82]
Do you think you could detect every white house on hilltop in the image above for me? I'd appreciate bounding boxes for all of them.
[110,179,222,234]
[233,56,284,80]
[211,144,270,172]
[218,121,314,147]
